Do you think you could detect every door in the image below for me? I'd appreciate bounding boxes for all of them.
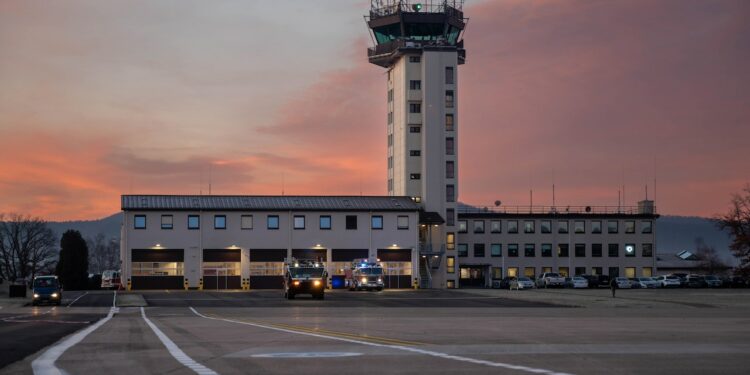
[459,266,486,288]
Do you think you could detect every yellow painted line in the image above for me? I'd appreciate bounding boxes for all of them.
[202,313,423,346]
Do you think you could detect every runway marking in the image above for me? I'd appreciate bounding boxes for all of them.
[32,292,117,375]
[252,352,362,358]
[250,320,424,346]
[66,292,88,307]
[4,307,56,321]
[141,307,217,375]
[190,307,573,375]
[4,319,90,324]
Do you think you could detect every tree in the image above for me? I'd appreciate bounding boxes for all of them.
[86,233,120,274]
[0,213,57,282]
[55,230,89,290]
[694,237,728,275]
[717,184,750,276]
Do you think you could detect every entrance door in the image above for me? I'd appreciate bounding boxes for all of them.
[203,267,233,290]
[459,266,486,288]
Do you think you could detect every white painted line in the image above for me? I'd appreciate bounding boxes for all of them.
[32,293,118,375]
[140,307,217,375]
[66,292,88,307]
[189,307,573,375]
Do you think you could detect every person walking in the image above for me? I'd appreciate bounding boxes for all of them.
[610,277,617,298]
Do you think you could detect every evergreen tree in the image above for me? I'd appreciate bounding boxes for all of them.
[56,230,89,290]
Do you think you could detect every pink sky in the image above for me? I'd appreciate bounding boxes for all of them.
[1,0,748,220]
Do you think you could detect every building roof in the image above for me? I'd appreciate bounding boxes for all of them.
[121,195,420,212]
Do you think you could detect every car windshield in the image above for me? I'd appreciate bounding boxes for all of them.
[573,277,585,281]
[290,267,324,278]
[34,278,58,288]
[704,276,717,280]
[518,277,531,282]
[360,267,383,275]
[546,273,560,277]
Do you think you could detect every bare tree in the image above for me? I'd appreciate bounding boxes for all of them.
[716,184,750,276]
[694,237,728,275]
[86,233,120,274]
[0,213,57,282]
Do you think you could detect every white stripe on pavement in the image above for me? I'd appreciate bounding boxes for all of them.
[32,293,117,375]
[189,307,573,375]
[141,307,217,375]
[66,292,88,307]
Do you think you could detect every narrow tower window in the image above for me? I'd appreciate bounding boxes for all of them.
[445,67,454,84]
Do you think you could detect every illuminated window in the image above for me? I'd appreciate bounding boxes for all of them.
[558,267,569,277]
[445,90,454,108]
[458,220,467,233]
[445,114,454,131]
[447,256,455,273]
[446,233,455,250]
[624,243,636,257]
[492,267,502,279]
[134,215,146,229]
[524,221,535,233]
[507,267,518,277]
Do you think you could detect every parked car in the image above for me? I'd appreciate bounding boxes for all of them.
[628,278,643,289]
[32,275,62,306]
[655,275,681,288]
[686,274,707,288]
[511,277,535,290]
[635,277,660,288]
[727,276,748,288]
[703,275,722,288]
[614,277,632,288]
[496,277,516,289]
[565,276,589,289]
[672,273,689,287]
[536,272,565,288]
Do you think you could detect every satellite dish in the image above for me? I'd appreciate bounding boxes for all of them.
[585,206,592,213]
[494,200,502,207]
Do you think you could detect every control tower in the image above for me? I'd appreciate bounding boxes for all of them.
[367,1,467,288]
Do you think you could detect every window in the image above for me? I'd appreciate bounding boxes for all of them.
[575,244,586,257]
[641,221,653,234]
[446,208,455,226]
[241,215,253,230]
[625,221,635,234]
[624,244,636,257]
[320,215,331,230]
[558,244,569,257]
[188,215,200,230]
[575,267,586,276]
[492,267,503,279]
[458,220,467,233]
[507,267,519,278]
[446,161,455,178]
[508,220,518,234]
[447,256,455,273]
[541,244,552,257]
[474,243,485,257]
[591,221,602,234]
[371,215,383,230]
[397,215,409,229]
[446,184,455,202]
[410,173,421,180]
[409,80,421,90]
[642,243,653,257]
[409,56,421,63]
[388,179,393,192]
[592,267,603,276]
[524,267,536,279]
[387,89,393,102]
[346,215,358,230]
[446,233,455,250]
[490,220,501,233]
[445,114,454,131]
[558,221,569,234]
[446,90,454,108]
[508,244,519,257]
[293,215,305,229]
[446,137,455,155]
[642,267,653,277]
[388,156,393,169]
[575,221,585,234]
[608,221,619,234]
[410,150,421,156]
[491,244,502,257]
[388,134,393,146]
[524,221,535,234]
[410,103,421,113]
[473,220,485,233]
[445,66,454,84]
[134,215,146,229]
[267,215,279,230]
[541,220,551,234]
[558,267,569,277]
[458,244,468,257]
[608,244,619,257]
[609,267,620,278]
[524,244,535,257]
[410,126,421,133]
[388,111,393,124]
[624,267,636,278]
[161,215,173,230]
[214,215,226,230]
[592,244,602,257]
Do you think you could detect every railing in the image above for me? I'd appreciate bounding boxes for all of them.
[457,205,657,215]
[368,38,464,59]
[419,243,446,254]
[370,1,464,19]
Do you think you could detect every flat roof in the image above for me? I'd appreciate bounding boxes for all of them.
[121,195,420,212]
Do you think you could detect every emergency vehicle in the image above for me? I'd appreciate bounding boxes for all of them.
[345,259,384,291]
[283,258,327,300]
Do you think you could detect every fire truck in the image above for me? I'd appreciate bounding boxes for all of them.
[345,259,384,291]
[283,258,327,300]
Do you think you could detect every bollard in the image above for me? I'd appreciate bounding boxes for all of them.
[413,278,419,289]
[184,279,189,291]
[199,278,203,291]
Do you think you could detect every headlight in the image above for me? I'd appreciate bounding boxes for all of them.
[292,280,300,286]
[361,277,367,283]
[313,280,321,287]
[377,278,382,283]
[33,293,40,299]
[51,293,59,298]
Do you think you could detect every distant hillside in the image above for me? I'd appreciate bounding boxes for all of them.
[47,213,122,242]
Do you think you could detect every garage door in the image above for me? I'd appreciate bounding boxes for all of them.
[249,249,285,289]
[203,249,241,290]
[131,249,185,290]
[377,249,413,289]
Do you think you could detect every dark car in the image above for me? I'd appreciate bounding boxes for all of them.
[671,273,689,287]
[728,276,747,288]
[496,277,516,289]
[686,274,707,288]
[32,276,62,306]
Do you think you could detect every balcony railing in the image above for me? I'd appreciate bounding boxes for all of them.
[370,1,464,19]
[457,205,657,215]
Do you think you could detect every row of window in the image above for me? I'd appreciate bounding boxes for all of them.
[407,91,455,114]
[455,243,653,258]
[445,262,653,279]
[133,214,411,231]
[458,219,653,234]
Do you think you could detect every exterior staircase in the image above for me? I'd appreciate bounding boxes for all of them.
[419,256,432,289]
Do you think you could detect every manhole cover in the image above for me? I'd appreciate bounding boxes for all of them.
[252,352,362,358]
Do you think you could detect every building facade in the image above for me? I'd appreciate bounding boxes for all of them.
[121,196,419,290]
